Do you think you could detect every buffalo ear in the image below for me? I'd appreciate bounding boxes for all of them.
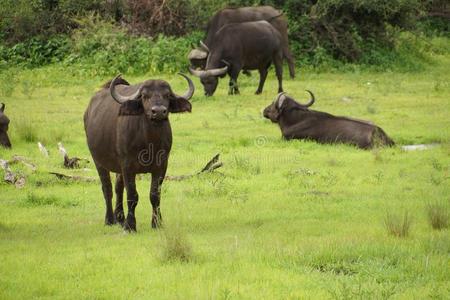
[170,96,192,113]
[0,103,4,112]
[118,100,144,116]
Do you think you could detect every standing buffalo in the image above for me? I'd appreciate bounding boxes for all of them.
[263,92,394,149]
[84,74,194,231]
[0,103,11,148]
[190,20,284,96]
[188,5,295,79]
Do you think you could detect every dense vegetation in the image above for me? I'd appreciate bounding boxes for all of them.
[0,0,449,74]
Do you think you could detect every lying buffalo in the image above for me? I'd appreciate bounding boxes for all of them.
[190,20,283,96]
[0,103,11,148]
[189,6,295,79]
[263,92,395,149]
[84,74,194,231]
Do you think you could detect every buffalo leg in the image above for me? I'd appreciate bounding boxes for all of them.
[273,52,284,93]
[150,173,164,229]
[228,66,241,95]
[255,67,269,95]
[95,164,114,225]
[283,47,296,79]
[114,173,125,225]
[122,172,138,232]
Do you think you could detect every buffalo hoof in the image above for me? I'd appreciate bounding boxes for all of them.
[255,90,262,95]
[114,210,125,225]
[124,216,136,232]
[105,214,115,226]
[151,216,163,229]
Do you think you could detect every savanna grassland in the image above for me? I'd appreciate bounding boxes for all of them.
[1,53,450,299]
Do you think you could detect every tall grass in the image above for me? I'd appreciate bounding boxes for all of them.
[160,226,192,262]
[14,117,38,143]
[426,202,449,230]
[384,210,412,238]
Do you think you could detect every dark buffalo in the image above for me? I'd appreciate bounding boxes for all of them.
[263,92,394,149]
[190,20,283,96]
[188,6,295,79]
[0,103,11,148]
[84,74,194,231]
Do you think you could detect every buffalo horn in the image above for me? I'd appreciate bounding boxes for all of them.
[0,103,4,112]
[188,48,208,60]
[276,92,287,109]
[189,66,228,78]
[110,74,142,104]
[176,73,195,100]
[300,90,315,107]
[199,41,210,52]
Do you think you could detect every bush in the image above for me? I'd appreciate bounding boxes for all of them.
[66,16,202,75]
[0,35,70,68]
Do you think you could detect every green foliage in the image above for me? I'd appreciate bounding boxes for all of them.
[0,36,70,68]
[0,0,448,73]
[66,17,202,75]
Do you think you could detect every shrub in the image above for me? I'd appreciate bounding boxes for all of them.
[66,16,203,75]
[384,210,412,238]
[426,202,449,230]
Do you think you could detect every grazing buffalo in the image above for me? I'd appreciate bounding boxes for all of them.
[0,103,11,148]
[188,6,295,79]
[84,74,194,231]
[190,20,284,96]
[263,92,395,149]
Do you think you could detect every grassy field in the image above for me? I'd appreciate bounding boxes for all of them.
[0,53,449,299]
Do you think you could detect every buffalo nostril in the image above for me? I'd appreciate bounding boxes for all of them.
[162,109,167,114]
[151,109,157,114]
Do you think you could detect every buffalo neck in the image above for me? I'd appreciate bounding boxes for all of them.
[278,108,308,128]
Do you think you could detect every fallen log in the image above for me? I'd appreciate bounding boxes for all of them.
[165,153,223,181]
[49,172,96,182]
[8,155,37,171]
[0,159,26,188]
[57,142,89,169]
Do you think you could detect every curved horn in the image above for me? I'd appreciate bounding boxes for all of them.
[188,48,208,60]
[205,65,228,77]
[189,66,228,77]
[276,92,287,109]
[176,73,195,100]
[299,90,315,107]
[0,103,4,112]
[189,67,206,77]
[200,41,210,52]
[110,74,141,104]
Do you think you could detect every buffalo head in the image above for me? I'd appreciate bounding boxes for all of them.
[263,91,315,123]
[0,103,11,148]
[110,73,194,120]
[189,65,228,96]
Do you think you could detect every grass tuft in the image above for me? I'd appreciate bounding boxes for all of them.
[15,118,38,143]
[23,192,78,207]
[426,202,449,230]
[384,210,412,238]
[160,226,192,263]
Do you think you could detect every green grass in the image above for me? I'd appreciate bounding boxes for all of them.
[0,53,449,299]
